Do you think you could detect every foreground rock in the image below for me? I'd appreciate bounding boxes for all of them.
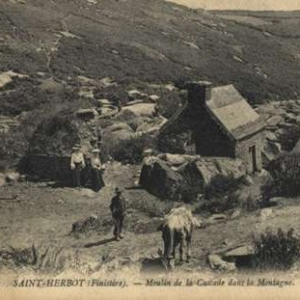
[208,244,255,272]
[72,215,101,234]
[208,254,236,272]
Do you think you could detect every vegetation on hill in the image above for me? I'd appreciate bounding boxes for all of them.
[1,0,300,170]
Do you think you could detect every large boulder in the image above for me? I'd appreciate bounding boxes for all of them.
[193,158,245,186]
[106,122,133,133]
[266,115,284,127]
[208,254,236,272]
[262,140,281,165]
[102,122,135,144]
[122,103,157,118]
[139,158,185,200]
[135,117,167,133]
[161,153,200,167]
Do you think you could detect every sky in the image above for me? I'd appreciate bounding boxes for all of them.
[166,0,300,11]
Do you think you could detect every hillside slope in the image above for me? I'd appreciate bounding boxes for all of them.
[0,0,300,105]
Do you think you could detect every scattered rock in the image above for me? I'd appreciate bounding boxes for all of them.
[36,72,46,77]
[208,254,236,272]
[86,0,97,4]
[233,55,243,63]
[0,71,28,89]
[267,197,283,206]
[99,77,117,88]
[78,88,94,99]
[164,84,176,91]
[127,89,148,100]
[266,115,284,127]
[5,172,20,183]
[278,122,297,130]
[207,214,227,224]
[257,168,269,178]
[164,154,189,166]
[97,99,111,107]
[259,208,274,221]
[230,209,241,219]
[266,131,277,142]
[72,215,101,234]
[135,117,167,134]
[80,188,97,198]
[149,94,160,102]
[0,174,6,187]
[106,122,132,133]
[242,175,254,186]
[59,31,81,39]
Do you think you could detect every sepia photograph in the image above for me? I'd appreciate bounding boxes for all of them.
[1,0,300,299]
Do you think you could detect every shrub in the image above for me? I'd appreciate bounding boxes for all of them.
[205,174,241,199]
[195,194,240,214]
[252,228,300,270]
[157,90,184,119]
[264,153,300,197]
[102,134,156,164]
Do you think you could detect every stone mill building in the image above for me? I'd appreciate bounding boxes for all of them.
[159,81,266,173]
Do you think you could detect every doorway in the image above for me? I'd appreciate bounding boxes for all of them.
[249,145,257,173]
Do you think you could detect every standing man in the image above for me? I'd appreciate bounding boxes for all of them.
[110,187,126,241]
[70,144,86,189]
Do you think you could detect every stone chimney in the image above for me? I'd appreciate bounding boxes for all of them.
[187,81,212,106]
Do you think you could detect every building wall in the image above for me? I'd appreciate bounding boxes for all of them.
[194,110,236,158]
[235,131,265,173]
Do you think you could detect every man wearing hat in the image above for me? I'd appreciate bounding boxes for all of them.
[109,187,126,241]
[90,148,105,192]
[70,144,86,189]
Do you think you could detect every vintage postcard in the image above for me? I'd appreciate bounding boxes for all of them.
[1,0,300,299]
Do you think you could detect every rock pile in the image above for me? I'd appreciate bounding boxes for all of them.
[255,100,300,163]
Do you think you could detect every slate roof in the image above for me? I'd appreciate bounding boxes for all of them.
[206,85,265,140]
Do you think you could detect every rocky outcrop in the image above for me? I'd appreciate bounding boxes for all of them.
[139,155,246,200]
[256,100,300,163]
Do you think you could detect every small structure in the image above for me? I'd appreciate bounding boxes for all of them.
[159,81,266,173]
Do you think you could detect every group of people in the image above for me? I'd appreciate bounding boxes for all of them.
[70,144,105,192]
[70,144,126,241]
